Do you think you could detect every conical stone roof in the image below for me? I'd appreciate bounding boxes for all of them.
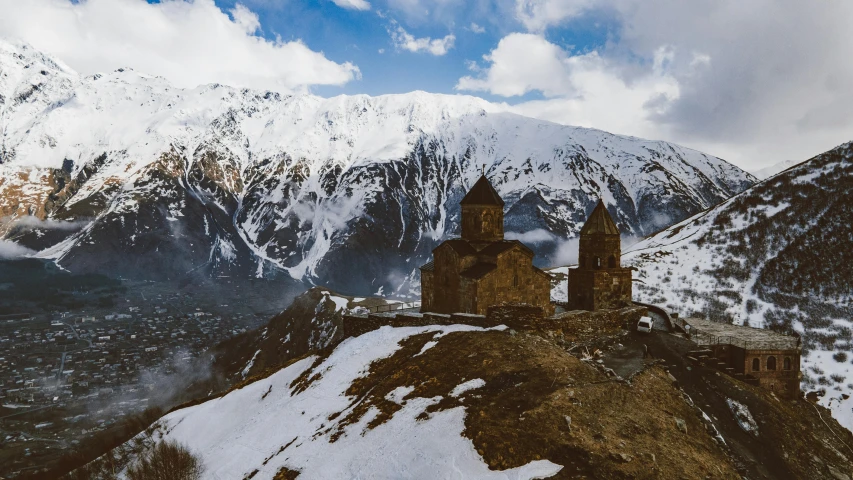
[579,200,620,235]
[460,175,504,206]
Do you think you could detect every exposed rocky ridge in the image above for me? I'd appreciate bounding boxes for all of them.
[213,287,367,380]
[623,140,853,432]
[0,39,755,294]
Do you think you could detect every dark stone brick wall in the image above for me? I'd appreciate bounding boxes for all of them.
[342,305,647,340]
[708,344,801,399]
[462,204,504,242]
[579,233,622,269]
[475,250,552,316]
[567,268,633,311]
[425,245,551,316]
[421,270,434,311]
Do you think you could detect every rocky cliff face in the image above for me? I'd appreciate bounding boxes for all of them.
[624,140,853,432]
[0,39,755,295]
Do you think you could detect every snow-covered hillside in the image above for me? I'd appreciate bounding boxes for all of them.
[0,39,755,294]
[623,141,853,431]
[155,325,562,479]
[88,315,853,480]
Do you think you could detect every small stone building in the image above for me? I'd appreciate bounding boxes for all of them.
[420,175,552,316]
[567,200,633,310]
[683,317,802,399]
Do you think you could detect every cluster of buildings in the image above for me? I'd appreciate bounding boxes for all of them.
[419,175,801,399]
[420,175,633,316]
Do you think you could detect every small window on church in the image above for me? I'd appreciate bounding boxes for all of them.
[483,213,493,232]
[513,275,518,288]
[783,357,791,370]
[752,358,760,371]
[595,257,601,269]
[608,255,616,268]
[767,356,777,371]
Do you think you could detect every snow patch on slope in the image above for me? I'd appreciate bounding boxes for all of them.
[155,325,563,479]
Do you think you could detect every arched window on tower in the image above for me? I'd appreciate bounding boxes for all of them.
[483,213,493,233]
[752,358,760,371]
[595,257,602,269]
[608,255,616,268]
[513,274,519,288]
[783,357,792,370]
[767,356,777,371]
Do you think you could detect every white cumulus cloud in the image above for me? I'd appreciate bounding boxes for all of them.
[457,0,853,169]
[0,0,360,93]
[390,24,455,56]
[469,22,485,34]
[514,0,594,32]
[331,0,371,11]
[457,33,680,141]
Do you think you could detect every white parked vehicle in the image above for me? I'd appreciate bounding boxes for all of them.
[637,316,653,333]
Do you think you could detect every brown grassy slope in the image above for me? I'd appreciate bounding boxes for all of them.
[297,329,741,479]
[709,369,853,480]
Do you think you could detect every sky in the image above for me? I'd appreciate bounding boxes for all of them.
[1,0,853,170]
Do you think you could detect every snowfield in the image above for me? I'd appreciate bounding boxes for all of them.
[151,325,562,479]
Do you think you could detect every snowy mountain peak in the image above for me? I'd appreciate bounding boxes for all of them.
[1,39,755,295]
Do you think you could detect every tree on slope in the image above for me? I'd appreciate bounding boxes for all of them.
[126,440,204,480]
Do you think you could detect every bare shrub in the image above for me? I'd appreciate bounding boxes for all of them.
[126,440,204,480]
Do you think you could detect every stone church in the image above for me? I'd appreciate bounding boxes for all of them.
[567,200,633,310]
[419,175,552,316]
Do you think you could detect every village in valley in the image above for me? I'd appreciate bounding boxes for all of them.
[0,283,273,474]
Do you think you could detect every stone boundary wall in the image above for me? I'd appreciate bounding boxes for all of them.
[342,304,648,340]
[539,306,647,337]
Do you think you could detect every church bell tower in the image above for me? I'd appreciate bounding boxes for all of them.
[460,175,504,243]
[567,200,633,310]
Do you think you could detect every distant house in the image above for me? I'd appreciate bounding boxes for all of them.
[682,317,801,399]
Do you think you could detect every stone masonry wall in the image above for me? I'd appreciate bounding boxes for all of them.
[568,268,633,311]
[342,305,647,341]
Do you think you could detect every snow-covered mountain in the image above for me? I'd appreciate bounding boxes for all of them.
[0,39,755,294]
[749,159,802,179]
[624,141,853,431]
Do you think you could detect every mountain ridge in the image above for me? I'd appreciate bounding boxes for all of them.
[1,38,755,294]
